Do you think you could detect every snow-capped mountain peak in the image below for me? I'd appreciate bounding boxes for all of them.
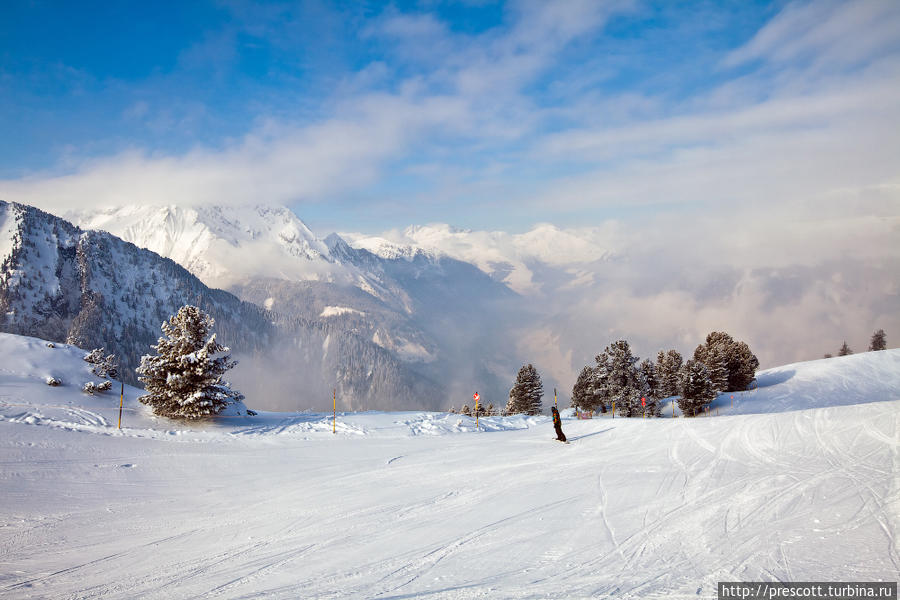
[68,204,335,288]
[348,236,440,262]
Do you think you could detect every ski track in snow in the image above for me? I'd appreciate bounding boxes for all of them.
[2,402,897,599]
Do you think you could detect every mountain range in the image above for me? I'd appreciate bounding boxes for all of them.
[2,201,530,411]
[1,201,483,411]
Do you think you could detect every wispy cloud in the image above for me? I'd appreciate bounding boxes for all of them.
[722,0,900,70]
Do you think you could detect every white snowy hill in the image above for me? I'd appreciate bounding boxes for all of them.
[1,331,898,598]
[718,349,900,415]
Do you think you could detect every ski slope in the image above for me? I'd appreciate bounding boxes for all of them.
[0,333,898,598]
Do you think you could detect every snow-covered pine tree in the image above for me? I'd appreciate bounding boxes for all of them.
[838,341,853,356]
[83,348,119,380]
[728,341,759,391]
[643,393,664,418]
[461,404,472,416]
[136,305,244,419]
[639,358,658,399]
[694,332,758,392]
[589,349,617,412]
[601,340,647,417]
[506,363,544,415]
[869,329,887,351]
[693,343,728,392]
[655,349,683,398]
[571,365,594,412]
[677,359,716,417]
[589,360,609,413]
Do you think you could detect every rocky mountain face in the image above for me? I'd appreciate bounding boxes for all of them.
[0,201,444,410]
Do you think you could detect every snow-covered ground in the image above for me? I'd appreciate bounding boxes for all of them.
[1,333,898,598]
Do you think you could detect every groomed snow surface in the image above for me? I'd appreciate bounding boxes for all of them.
[1,333,898,599]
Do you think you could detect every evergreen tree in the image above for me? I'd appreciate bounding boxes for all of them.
[569,363,609,414]
[506,363,544,415]
[590,354,611,413]
[677,359,717,417]
[599,340,648,417]
[461,404,472,416]
[869,329,887,351]
[655,349,683,398]
[639,359,659,399]
[83,348,118,379]
[642,393,664,418]
[693,332,758,392]
[136,305,244,419]
[838,341,853,356]
[571,365,595,412]
[693,343,728,392]
[728,341,759,391]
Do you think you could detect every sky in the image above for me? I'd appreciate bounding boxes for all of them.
[1,0,898,370]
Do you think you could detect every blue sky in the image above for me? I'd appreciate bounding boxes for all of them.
[1,0,897,235]
[1,1,782,227]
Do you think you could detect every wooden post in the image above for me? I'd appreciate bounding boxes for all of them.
[612,401,615,418]
[118,380,124,429]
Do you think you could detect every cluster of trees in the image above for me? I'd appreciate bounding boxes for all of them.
[80,348,118,395]
[473,331,758,420]
[569,332,759,418]
[825,329,888,358]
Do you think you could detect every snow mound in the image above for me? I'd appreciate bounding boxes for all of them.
[0,332,253,439]
[718,349,900,415]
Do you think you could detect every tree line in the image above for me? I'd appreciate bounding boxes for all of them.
[96,301,888,422]
[503,331,759,418]
[825,329,888,358]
